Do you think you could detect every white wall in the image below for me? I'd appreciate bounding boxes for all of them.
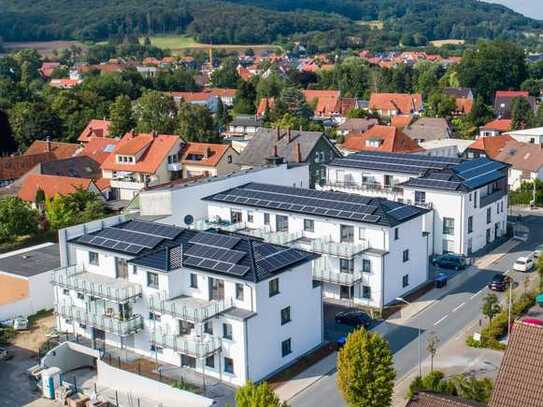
[0,271,54,320]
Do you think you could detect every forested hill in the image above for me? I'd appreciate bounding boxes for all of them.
[0,0,540,46]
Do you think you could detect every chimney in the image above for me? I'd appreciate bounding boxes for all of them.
[288,128,292,143]
[204,147,211,159]
[296,143,302,163]
[45,136,51,153]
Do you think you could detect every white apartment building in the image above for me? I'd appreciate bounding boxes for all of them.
[322,151,510,256]
[53,218,322,387]
[202,183,431,310]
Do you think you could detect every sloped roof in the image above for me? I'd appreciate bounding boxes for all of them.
[455,98,473,114]
[78,119,112,143]
[342,125,424,153]
[495,91,529,98]
[444,87,472,99]
[205,88,237,98]
[303,90,341,116]
[170,92,212,102]
[24,140,80,160]
[369,93,423,114]
[407,392,481,407]
[468,135,515,159]
[18,174,94,202]
[181,143,235,167]
[0,152,56,182]
[79,137,119,164]
[403,118,452,142]
[256,97,275,117]
[495,141,543,172]
[391,114,414,128]
[489,321,543,407]
[39,156,102,179]
[337,118,378,133]
[481,119,513,133]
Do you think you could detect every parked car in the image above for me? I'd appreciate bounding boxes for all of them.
[335,311,372,328]
[513,256,534,272]
[433,254,467,271]
[488,274,512,291]
[533,244,543,259]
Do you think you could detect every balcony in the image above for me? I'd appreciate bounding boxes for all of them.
[480,189,507,208]
[56,305,143,337]
[190,218,246,232]
[295,237,368,258]
[148,295,234,323]
[51,265,142,303]
[151,332,222,358]
[241,227,303,246]
[324,181,403,195]
[167,162,182,172]
[110,179,146,191]
[312,262,363,286]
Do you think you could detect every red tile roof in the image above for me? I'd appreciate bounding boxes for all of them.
[49,79,82,89]
[342,125,424,153]
[303,90,341,116]
[495,91,529,98]
[256,97,275,117]
[369,93,423,114]
[24,140,80,160]
[79,137,119,164]
[181,143,233,167]
[40,62,60,78]
[481,119,513,132]
[455,98,473,114]
[78,119,112,143]
[101,132,181,174]
[391,114,414,128]
[205,88,237,98]
[237,66,253,81]
[495,141,543,172]
[468,135,514,159]
[170,91,212,102]
[18,174,94,202]
[0,152,56,181]
[407,392,481,407]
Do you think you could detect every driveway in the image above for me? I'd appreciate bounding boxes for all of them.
[0,346,42,407]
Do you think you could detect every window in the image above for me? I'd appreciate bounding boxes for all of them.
[223,323,233,340]
[415,191,426,204]
[340,225,354,243]
[179,320,194,335]
[474,191,478,208]
[469,193,472,202]
[227,155,233,164]
[362,286,371,299]
[340,259,354,273]
[281,306,291,325]
[132,265,138,275]
[190,273,198,288]
[247,211,254,223]
[77,292,84,300]
[236,283,244,301]
[443,217,455,235]
[224,357,234,374]
[281,338,292,357]
[63,289,70,296]
[264,213,270,225]
[276,215,289,232]
[269,278,280,297]
[402,274,409,288]
[147,272,159,289]
[486,208,491,224]
[204,321,213,335]
[149,312,161,322]
[403,250,409,263]
[304,219,314,232]
[150,345,163,354]
[359,228,366,240]
[362,259,371,273]
[89,251,99,266]
[394,228,399,240]
[206,355,215,368]
[230,210,242,224]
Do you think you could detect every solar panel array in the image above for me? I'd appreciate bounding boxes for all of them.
[77,233,146,254]
[256,246,310,273]
[118,220,182,240]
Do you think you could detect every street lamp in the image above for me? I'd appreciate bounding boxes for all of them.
[396,297,422,377]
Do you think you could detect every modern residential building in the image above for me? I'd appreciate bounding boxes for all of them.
[180,143,240,179]
[202,183,431,310]
[419,139,472,159]
[321,151,509,256]
[54,217,322,387]
[504,127,543,145]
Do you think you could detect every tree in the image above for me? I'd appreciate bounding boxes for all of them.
[233,80,257,114]
[134,90,177,134]
[273,87,313,122]
[176,103,217,142]
[210,57,241,88]
[426,93,456,118]
[9,101,61,150]
[215,98,230,132]
[235,381,288,407]
[0,109,16,154]
[536,104,543,127]
[0,197,39,243]
[337,329,395,407]
[482,293,501,327]
[109,95,135,138]
[467,96,494,128]
[521,78,543,98]
[44,194,77,230]
[511,96,535,130]
[425,332,440,372]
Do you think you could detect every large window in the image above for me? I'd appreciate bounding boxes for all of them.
[269,278,280,297]
[468,216,473,234]
[264,213,270,225]
[276,215,289,232]
[415,191,426,204]
[205,355,215,368]
[224,357,234,374]
[247,211,254,223]
[236,283,244,301]
[340,259,354,273]
[281,338,292,357]
[230,210,242,224]
[89,251,99,266]
[281,306,291,325]
[362,286,371,299]
[340,225,354,243]
[443,217,455,235]
[362,259,371,273]
[147,272,159,289]
[223,323,233,340]
[304,219,315,232]
[190,273,198,288]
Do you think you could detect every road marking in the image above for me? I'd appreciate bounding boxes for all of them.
[470,289,484,299]
[434,314,449,326]
[452,302,465,312]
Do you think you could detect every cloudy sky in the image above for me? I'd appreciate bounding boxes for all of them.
[483,0,543,20]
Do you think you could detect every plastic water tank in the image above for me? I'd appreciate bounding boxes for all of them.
[41,367,62,399]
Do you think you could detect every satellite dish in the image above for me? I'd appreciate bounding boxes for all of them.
[184,215,194,226]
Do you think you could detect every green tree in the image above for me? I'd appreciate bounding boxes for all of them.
[482,293,501,327]
[235,381,288,407]
[426,93,456,118]
[467,96,494,128]
[109,95,135,138]
[0,109,17,154]
[44,194,77,230]
[215,98,230,132]
[337,329,395,407]
[536,105,543,127]
[415,62,443,98]
[9,101,61,149]
[134,90,177,134]
[511,96,535,130]
[233,80,257,114]
[0,197,39,243]
[521,78,543,97]
[210,57,241,88]
[273,87,313,122]
[426,332,440,372]
[408,371,449,399]
[176,103,217,142]
[346,108,376,119]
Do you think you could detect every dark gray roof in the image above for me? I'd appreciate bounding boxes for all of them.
[236,128,339,166]
[40,156,102,179]
[0,244,60,277]
[403,118,452,142]
[337,118,378,132]
[203,183,429,227]
[71,219,317,283]
[494,95,536,119]
[222,307,257,320]
[443,87,472,99]
[230,115,263,128]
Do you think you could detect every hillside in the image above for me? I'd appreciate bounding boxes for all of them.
[0,0,540,47]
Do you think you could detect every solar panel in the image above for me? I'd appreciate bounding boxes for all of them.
[121,220,181,239]
[101,239,117,248]
[388,206,420,221]
[213,262,231,272]
[190,232,240,249]
[257,249,308,273]
[98,228,162,248]
[363,214,381,223]
[227,265,250,276]
[78,235,94,243]
[113,242,130,251]
[91,237,106,245]
[184,256,203,267]
[199,259,218,269]
[125,245,144,254]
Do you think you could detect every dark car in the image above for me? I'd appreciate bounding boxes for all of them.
[433,254,467,271]
[488,274,511,291]
[335,311,372,328]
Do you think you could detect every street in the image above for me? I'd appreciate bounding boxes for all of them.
[290,209,543,407]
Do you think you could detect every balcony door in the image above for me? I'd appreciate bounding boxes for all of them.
[181,354,196,368]
[115,257,129,280]
[209,277,225,301]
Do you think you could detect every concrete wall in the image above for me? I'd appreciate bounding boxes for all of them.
[96,360,214,407]
[0,271,54,320]
[41,342,99,372]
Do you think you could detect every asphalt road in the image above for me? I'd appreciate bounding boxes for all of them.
[290,210,543,407]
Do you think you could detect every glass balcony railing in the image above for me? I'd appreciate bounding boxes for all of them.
[191,218,247,232]
[312,266,363,286]
[325,180,404,194]
[56,304,143,337]
[151,332,222,358]
[147,295,233,323]
[51,265,142,303]
[242,227,303,246]
[304,238,368,258]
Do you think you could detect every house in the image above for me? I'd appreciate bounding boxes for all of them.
[494,90,536,119]
[205,88,237,107]
[169,92,220,113]
[369,93,423,118]
[79,137,119,165]
[101,131,184,200]
[390,114,414,129]
[0,152,56,187]
[78,120,112,143]
[24,139,81,160]
[466,135,515,159]
[504,127,543,144]
[39,62,60,79]
[180,143,240,179]
[419,139,473,159]
[256,97,275,118]
[203,183,431,310]
[225,116,263,151]
[341,125,424,154]
[444,87,474,115]
[53,218,323,387]
[407,392,481,407]
[403,118,452,144]
[0,243,59,320]
[489,320,543,407]
[302,90,341,119]
[479,119,513,137]
[337,118,378,137]
[235,128,341,187]
[495,141,543,190]
[18,174,105,205]
[322,152,510,255]
[49,79,82,89]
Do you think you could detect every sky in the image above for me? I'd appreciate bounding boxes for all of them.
[483,0,543,20]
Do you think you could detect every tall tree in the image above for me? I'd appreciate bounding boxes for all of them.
[235,382,288,407]
[0,109,16,154]
[134,90,177,134]
[210,56,240,88]
[426,93,456,118]
[273,87,313,122]
[9,101,61,150]
[0,197,39,243]
[337,329,395,407]
[176,102,217,142]
[511,96,535,130]
[109,95,135,138]
[482,293,501,327]
[233,80,257,114]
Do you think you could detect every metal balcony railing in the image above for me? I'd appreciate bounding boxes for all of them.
[147,295,234,323]
[151,332,222,358]
[305,238,368,258]
[325,180,404,195]
[312,263,363,286]
[480,189,507,208]
[51,265,142,303]
[191,218,246,232]
[56,305,143,337]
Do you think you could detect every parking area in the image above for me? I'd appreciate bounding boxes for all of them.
[323,302,380,342]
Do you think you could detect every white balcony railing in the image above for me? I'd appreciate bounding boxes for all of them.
[312,261,363,286]
[110,180,146,190]
[167,162,182,172]
[147,295,234,323]
[151,332,222,358]
[324,180,404,195]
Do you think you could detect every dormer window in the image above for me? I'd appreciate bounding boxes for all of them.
[366,138,383,148]
[116,155,135,164]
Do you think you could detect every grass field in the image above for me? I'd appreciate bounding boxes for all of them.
[430,39,465,47]
[3,40,87,56]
